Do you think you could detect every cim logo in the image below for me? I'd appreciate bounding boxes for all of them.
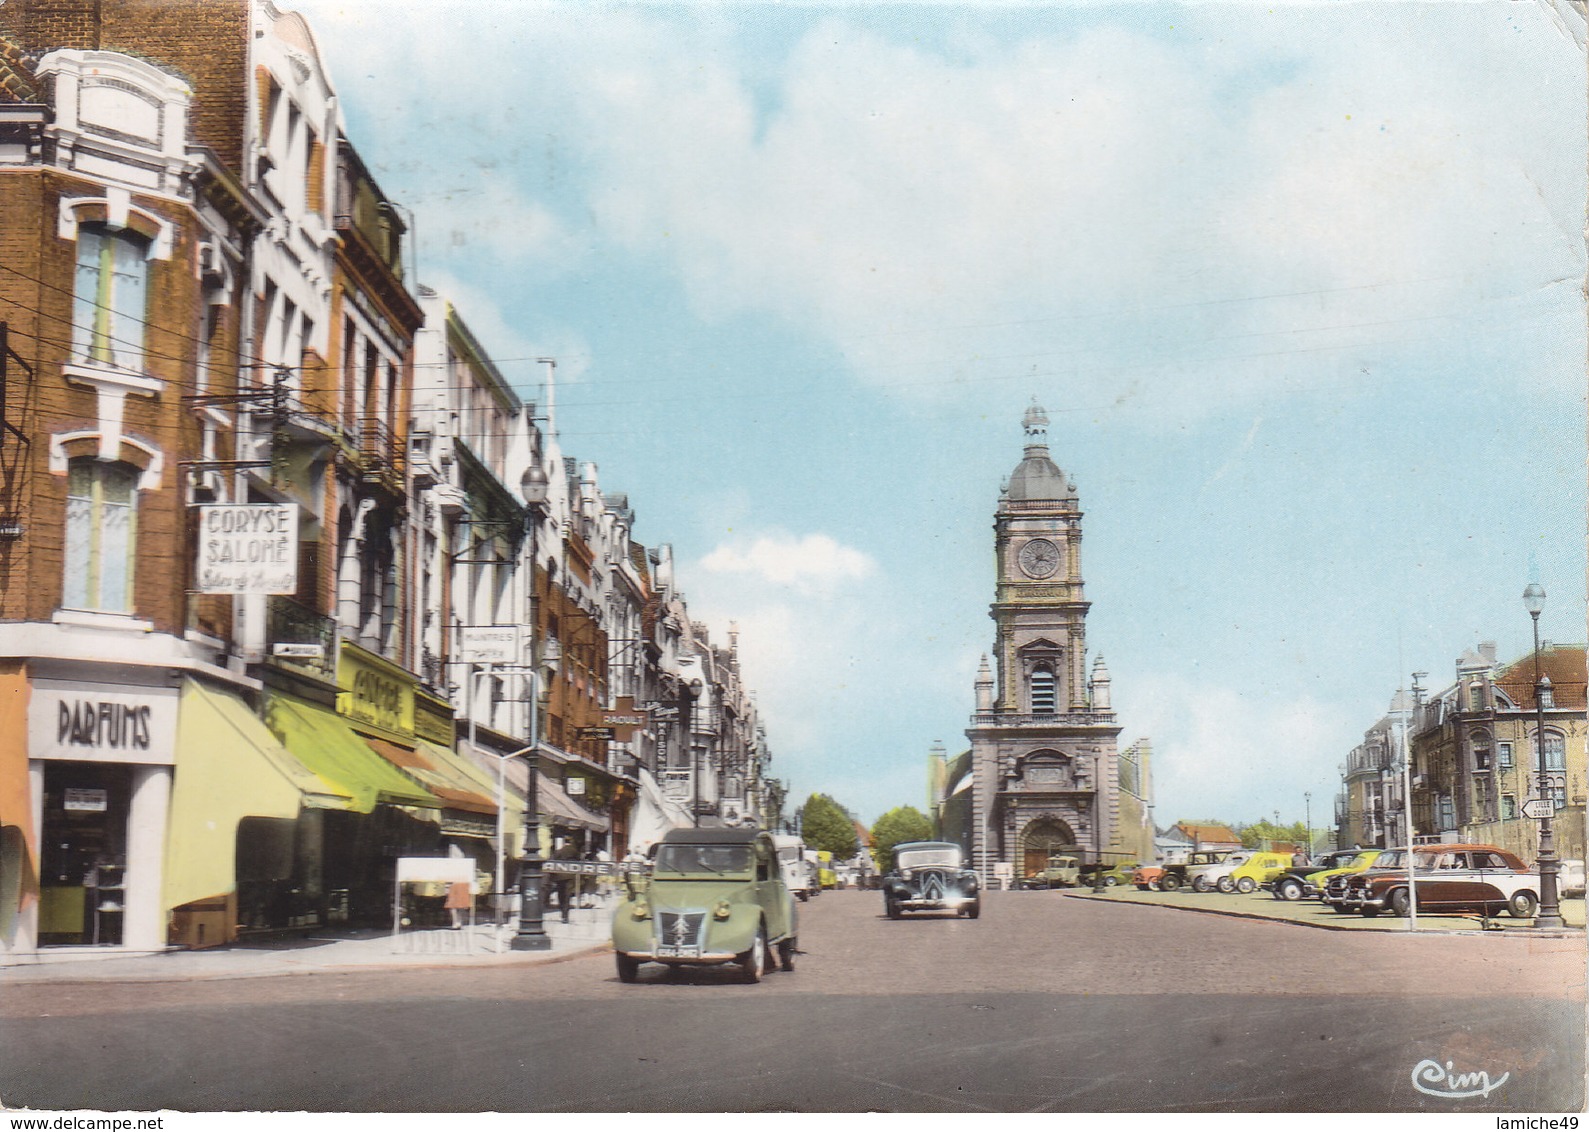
[1411,1058,1510,1100]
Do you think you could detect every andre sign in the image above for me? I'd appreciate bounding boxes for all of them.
[196,504,299,595]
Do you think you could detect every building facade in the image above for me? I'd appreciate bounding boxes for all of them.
[964,404,1137,883]
[0,0,778,959]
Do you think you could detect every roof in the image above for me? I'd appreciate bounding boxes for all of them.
[1494,643,1586,712]
[1002,402,1076,503]
[0,38,39,103]
[1173,822,1241,845]
[661,826,761,845]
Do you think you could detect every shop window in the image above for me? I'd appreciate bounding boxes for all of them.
[39,762,131,946]
[63,460,138,613]
[72,224,150,371]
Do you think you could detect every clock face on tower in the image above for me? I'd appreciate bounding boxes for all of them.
[1017,537,1060,579]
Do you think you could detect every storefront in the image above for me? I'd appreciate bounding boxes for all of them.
[26,670,179,951]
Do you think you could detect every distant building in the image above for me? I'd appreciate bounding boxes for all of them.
[1169,822,1242,852]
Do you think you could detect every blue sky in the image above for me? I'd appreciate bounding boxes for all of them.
[293,0,1586,830]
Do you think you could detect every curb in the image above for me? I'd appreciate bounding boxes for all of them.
[0,940,613,986]
[1057,891,1586,938]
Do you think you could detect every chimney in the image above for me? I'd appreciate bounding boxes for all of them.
[1479,640,1497,662]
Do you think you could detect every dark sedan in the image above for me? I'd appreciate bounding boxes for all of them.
[882,841,981,919]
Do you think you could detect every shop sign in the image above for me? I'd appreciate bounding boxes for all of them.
[195,503,299,595]
[567,777,587,796]
[459,625,522,665]
[63,788,108,812]
[578,727,615,741]
[337,644,415,736]
[29,680,179,764]
[413,701,454,747]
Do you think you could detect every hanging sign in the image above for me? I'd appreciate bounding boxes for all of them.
[195,503,299,595]
[459,625,522,665]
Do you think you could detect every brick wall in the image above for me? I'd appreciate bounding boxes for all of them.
[0,0,250,168]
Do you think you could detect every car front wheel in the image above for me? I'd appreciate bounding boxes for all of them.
[1191,876,1211,893]
[1275,878,1304,901]
[885,896,901,920]
[1158,875,1181,892]
[1235,877,1256,894]
[1216,876,1235,894]
[1104,875,1119,886]
[738,927,767,983]
[963,901,980,919]
[1508,891,1539,919]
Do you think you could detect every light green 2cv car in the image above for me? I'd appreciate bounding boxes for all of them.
[613,827,798,983]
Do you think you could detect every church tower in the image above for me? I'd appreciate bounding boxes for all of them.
[965,403,1123,883]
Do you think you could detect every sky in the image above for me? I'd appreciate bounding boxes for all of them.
[292,0,1587,831]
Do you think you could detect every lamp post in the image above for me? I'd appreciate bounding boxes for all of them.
[511,461,554,951]
[1092,752,1107,894]
[1523,583,1564,930]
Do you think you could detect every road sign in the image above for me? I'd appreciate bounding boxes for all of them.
[1522,798,1556,819]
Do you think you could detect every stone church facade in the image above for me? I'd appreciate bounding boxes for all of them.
[964,404,1134,884]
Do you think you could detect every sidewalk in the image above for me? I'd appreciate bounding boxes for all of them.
[1057,885,1587,935]
[0,904,614,984]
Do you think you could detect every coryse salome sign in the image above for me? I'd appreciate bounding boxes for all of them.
[196,503,299,595]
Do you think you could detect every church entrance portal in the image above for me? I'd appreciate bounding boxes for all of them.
[1019,817,1079,878]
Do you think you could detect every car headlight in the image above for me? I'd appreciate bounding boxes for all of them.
[713,899,732,920]
[631,901,650,920]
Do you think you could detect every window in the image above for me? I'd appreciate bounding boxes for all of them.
[1501,794,1517,820]
[1498,742,1513,769]
[1469,682,1483,712]
[1543,733,1566,771]
[63,460,137,612]
[72,225,149,370]
[1030,665,1056,714]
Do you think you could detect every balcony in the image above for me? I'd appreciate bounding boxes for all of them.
[971,710,1118,728]
[356,416,404,493]
[266,596,337,678]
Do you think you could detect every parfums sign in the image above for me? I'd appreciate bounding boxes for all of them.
[196,504,299,595]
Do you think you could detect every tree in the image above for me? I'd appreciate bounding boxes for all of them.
[869,806,935,873]
[1238,819,1310,849]
[799,793,858,859]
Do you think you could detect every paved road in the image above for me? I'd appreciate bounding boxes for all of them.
[1,890,1581,1112]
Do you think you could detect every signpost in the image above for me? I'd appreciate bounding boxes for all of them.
[1522,798,1556,820]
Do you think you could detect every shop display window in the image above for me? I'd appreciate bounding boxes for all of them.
[39,762,131,945]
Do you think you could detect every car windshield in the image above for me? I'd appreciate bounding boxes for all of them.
[1373,850,1407,868]
[897,848,961,870]
[654,844,753,876]
[1350,852,1377,868]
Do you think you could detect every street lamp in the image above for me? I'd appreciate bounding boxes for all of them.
[511,461,554,951]
[1523,583,1564,930]
[1092,752,1107,894]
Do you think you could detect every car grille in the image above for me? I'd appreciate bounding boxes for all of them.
[655,910,707,950]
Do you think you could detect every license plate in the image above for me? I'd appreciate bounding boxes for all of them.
[655,946,699,959]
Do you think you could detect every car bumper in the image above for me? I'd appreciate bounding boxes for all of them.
[616,948,740,965]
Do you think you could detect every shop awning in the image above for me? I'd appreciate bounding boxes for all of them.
[263,696,439,813]
[629,766,693,850]
[363,736,496,816]
[421,740,527,852]
[164,681,355,912]
[539,775,606,832]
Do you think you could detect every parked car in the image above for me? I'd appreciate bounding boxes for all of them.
[882,840,981,918]
[1079,861,1141,887]
[1269,849,1380,901]
[1022,854,1080,889]
[1132,864,1166,890]
[771,834,815,902]
[1225,851,1299,894]
[1187,850,1254,893]
[1557,858,1585,899]
[1137,850,1231,892]
[1340,844,1541,919]
[611,827,798,983]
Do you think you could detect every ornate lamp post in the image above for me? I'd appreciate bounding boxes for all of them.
[512,462,554,951]
[1523,583,1564,930]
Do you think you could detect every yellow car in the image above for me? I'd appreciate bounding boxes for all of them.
[1225,851,1296,894]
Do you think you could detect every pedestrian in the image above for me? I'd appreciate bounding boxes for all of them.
[547,836,575,923]
[444,879,471,930]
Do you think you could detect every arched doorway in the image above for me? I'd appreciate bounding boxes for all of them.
[1020,817,1079,877]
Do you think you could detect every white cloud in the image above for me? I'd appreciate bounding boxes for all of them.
[699,532,876,594]
[1119,671,1357,826]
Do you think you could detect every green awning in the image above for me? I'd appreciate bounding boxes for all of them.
[263,695,439,813]
[165,681,355,911]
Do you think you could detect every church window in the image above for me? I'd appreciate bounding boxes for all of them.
[1030,664,1056,714]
